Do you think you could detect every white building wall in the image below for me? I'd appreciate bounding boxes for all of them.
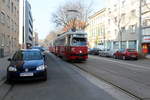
[106,0,140,50]
[19,0,33,49]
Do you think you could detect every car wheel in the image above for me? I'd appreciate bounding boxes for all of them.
[122,56,126,60]
[42,75,47,81]
[42,73,47,81]
[7,76,13,84]
[134,58,138,60]
[113,55,116,59]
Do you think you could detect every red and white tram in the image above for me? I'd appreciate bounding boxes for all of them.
[50,31,88,61]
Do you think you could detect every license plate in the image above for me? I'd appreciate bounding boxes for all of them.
[131,55,136,57]
[20,73,33,77]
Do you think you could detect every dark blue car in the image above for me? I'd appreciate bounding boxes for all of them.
[7,49,47,83]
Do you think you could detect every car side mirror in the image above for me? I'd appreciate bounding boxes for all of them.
[8,58,12,61]
[43,54,45,59]
[43,55,45,58]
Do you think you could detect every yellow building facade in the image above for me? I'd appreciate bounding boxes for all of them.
[86,8,106,49]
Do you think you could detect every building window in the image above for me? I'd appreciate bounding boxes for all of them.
[115,29,117,35]
[143,19,150,27]
[114,41,119,49]
[7,15,10,28]
[3,34,5,47]
[129,25,136,33]
[0,34,2,47]
[3,0,5,3]
[108,19,111,24]
[11,19,14,31]
[122,0,126,7]
[114,17,117,23]
[129,40,137,49]
[131,10,136,16]
[7,0,10,8]
[14,7,16,16]
[7,35,9,47]
[11,2,14,13]
[0,12,5,24]
[121,13,125,22]
[121,41,126,49]
[121,27,126,33]
[29,36,33,41]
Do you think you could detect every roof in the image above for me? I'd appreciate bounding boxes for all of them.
[88,8,106,19]
[57,31,87,40]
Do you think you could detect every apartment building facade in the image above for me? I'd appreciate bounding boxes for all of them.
[86,8,107,49]
[105,0,139,51]
[0,0,19,57]
[33,32,39,46]
[19,0,33,49]
[106,0,150,54]
[141,0,150,54]
[86,0,150,55]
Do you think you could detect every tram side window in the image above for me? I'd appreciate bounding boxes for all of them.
[59,38,66,46]
[67,36,71,46]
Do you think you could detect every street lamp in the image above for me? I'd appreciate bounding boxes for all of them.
[67,9,81,32]
[138,0,143,54]
[67,10,79,13]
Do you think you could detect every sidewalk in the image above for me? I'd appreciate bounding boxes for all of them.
[0,56,11,82]
[146,55,150,59]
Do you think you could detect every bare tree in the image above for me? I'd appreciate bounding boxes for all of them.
[52,0,93,31]
[108,6,131,49]
[143,0,150,10]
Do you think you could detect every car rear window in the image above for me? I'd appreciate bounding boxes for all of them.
[127,49,136,52]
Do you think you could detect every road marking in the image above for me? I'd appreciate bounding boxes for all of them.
[92,56,150,70]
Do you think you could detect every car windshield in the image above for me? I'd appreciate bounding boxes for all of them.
[127,49,136,52]
[12,51,43,61]
[71,38,87,46]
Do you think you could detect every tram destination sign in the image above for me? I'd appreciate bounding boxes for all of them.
[73,34,87,38]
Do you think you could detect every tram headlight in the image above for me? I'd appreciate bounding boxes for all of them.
[79,51,82,53]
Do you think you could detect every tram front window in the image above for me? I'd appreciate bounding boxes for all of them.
[72,38,87,46]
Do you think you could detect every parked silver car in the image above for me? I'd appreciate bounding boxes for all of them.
[99,49,109,57]
[99,49,118,57]
[106,49,119,57]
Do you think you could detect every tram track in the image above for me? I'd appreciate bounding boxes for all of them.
[71,62,142,100]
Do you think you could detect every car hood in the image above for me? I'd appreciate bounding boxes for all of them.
[11,60,44,68]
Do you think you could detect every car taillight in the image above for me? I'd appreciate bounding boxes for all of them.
[125,52,129,56]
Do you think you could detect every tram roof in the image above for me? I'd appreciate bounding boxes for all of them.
[57,31,87,39]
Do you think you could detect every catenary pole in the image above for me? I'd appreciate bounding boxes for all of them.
[138,0,142,54]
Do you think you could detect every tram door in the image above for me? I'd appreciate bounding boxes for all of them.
[148,44,150,54]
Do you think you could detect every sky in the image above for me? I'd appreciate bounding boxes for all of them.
[29,0,105,40]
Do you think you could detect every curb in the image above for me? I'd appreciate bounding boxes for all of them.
[0,77,6,87]
[73,63,142,100]
[52,52,142,100]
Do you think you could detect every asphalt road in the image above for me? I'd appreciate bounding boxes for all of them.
[0,53,121,100]
[74,55,150,100]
